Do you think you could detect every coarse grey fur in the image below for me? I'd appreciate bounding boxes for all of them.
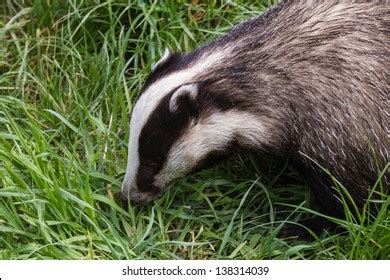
[122,0,389,219]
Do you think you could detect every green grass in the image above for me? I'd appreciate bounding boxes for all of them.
[0,0,389,260]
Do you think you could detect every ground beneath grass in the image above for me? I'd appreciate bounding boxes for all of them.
[0,0,389,259]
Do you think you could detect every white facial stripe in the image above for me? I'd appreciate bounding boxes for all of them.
[121,111,141,193]
[154,110,270,188]
[122,46,234,195]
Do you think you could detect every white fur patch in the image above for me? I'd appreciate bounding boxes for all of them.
[121,47,234,196]
[154,110,270,188]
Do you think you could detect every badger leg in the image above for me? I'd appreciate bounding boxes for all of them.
[278,168,358,239]
[278,217,340,240]
[279,161,386,239]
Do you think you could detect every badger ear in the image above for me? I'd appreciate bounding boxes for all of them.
[151,48,172,70]
[169,84,199,114]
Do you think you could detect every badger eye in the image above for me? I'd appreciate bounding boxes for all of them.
[142,160,158,168]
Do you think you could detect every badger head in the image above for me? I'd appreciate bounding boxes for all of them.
[121,48,271,203]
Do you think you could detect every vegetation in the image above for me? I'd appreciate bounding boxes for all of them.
[0,0,388,259]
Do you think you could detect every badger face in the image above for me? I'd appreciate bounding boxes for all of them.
[123,82,201,203]
[121,48,269,203]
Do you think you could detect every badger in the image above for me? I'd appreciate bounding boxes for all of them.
[121,0,389,221]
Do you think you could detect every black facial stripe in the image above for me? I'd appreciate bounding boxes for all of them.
[197,80,253,112]
[136,89,194,192]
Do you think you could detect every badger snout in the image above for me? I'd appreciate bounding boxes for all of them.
[120,180,162,204]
